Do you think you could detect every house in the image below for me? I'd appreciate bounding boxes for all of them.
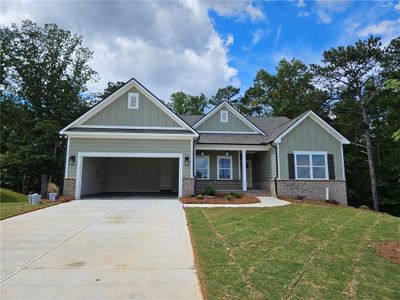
[60,78,350,204]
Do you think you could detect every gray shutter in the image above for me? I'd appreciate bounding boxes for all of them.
[288,154,295,179]
[328,154,335,180]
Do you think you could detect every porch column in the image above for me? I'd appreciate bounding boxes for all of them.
[241,149,247,191]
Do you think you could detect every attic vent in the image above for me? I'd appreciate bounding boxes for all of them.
[128,93,139,109]
[220,110,228,123]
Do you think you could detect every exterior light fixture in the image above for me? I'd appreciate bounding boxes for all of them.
[68,155,76,165]
[201,151,205,156]
[185,156,190,166]
[225,151,229,156]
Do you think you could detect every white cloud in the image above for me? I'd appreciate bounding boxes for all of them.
[251,29,264,45]
[0,1,245,100]
[395,2,400,11]
[298,11,310,17]
[245,3,266,22]
[357,18,400,43]
[274,25,282,47]
[315,0,350,24]
[297,0,306,7]
[225,34,235,46]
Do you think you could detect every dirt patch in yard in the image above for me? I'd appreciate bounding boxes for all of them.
[374,242,400,264]
[180,194,260,204]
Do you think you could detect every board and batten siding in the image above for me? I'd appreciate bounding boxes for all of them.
[67,138,191,178]
[196,151,240,180]
[83,87,180,128]
[279,117,344,180]
[197,109,255,132]
[253,148,276,181]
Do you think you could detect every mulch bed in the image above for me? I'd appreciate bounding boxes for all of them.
[374,242,400,264]
[278,196,342,207]
[180,194,260,204]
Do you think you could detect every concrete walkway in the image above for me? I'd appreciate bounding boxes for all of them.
[0,199,202,300]
[183,196,290,208]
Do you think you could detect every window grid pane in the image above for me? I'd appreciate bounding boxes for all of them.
[296,153,327,179]
[196,156,209,179]
[218,157,232,179]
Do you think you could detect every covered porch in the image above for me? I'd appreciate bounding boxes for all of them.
[194,144,276,195]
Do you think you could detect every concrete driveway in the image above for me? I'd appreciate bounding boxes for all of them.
[0,199,202,300]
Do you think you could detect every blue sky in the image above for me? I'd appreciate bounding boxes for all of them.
[2,0,400,100]
[210,0,400,93]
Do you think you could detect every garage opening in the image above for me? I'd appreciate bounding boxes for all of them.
[80,157,179,198]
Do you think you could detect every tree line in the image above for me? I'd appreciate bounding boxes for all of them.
[1,21,399,214]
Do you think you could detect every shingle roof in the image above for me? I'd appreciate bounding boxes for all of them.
[180,114,300,145]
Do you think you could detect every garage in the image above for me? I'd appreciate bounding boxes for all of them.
[75,153,183,199]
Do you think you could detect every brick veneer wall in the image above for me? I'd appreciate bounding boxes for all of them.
[277,180,348,205]
[63,177,76,197]
[196,180,242,192]
[183,178,195,196]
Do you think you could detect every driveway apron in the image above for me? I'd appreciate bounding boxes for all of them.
[0,199,202,300]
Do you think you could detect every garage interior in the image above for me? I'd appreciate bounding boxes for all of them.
[81,157,179,198]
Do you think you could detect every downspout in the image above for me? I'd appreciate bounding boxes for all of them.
[271,143,279,197]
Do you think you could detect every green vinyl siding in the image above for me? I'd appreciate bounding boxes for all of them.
[67,138,191,178]
[83,87,180,128]
[197,107,255,132]
[195,151,240,180]
[279,117,344,180]
[253,148,276,181]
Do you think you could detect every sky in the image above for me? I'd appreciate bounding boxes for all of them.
[1,0,400,101]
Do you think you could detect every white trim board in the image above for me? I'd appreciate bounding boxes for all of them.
[63,132,196,140]
[195,144,272,151]
[192,101,265,136]
[60,78,198,136]
[274,111,350,145]
[78,125,187,130]
[197,130,259,134]
[75,152,184,199]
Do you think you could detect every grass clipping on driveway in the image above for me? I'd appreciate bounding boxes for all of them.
[186,204,400,299]
[180,194,260,204]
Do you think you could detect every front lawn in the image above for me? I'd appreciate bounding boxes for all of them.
[186,204,400,299]
[0,188,55,220]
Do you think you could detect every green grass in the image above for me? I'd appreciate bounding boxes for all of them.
[0,188,54,220]
[186,204,400,299]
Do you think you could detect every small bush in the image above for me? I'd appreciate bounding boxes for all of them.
[58,195,74,202]
[295,195,305,200]
[204,186,216,196]
[231,192,242,199]
[47,182,59,194]
[225,194,234,201]
[359,205,370,210]
[195,194,204,200]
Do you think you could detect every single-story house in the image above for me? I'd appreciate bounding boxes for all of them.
[60,78,350,204]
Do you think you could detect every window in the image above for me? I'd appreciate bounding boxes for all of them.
[295,152,328,180]
[128,93,139,109]
[217,156,232,180]
[220,110,228,123]
[196,156,209,179]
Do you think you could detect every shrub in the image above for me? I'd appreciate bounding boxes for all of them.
[295,195,305,200]
[232,192,242,199]
[225,194,234,201]
[195,194,204,200]
[359,205,370,210]
[47,182,59,194]
[204,186,216,196]
[58,195,74,202]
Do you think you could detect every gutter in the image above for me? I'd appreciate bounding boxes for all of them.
[271,143,279,197]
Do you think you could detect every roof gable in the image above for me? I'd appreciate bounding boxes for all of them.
[193,102,265,135]
[273,111,350,144]
[60,79,197,135]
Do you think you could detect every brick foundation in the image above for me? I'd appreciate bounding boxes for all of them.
[277,180,348,205]
[63,177,76,197]
[183,178,195,196]
[196,180,242,192]
[253,180,276,196]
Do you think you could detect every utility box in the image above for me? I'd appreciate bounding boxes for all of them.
[28,193,41,205]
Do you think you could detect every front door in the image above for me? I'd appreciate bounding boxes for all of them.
[159,159,172,190]
[246,160,253,189]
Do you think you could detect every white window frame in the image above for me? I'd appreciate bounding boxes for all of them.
[128,92,139,109]
[195,155,210,180]
[217,155,233,180]
[220,110,228,123]
[294,151,328,180]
